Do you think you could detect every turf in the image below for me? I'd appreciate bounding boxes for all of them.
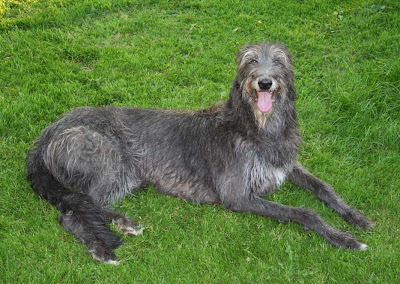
[0,0,399,282]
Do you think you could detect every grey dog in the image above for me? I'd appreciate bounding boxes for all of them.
[26,41,373,264]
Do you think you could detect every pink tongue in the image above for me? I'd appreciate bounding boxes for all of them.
[257,91,273,113]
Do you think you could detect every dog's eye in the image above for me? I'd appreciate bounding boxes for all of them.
[249,59,258,64]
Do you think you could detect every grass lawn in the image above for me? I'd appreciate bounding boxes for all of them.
[1,0,399,282]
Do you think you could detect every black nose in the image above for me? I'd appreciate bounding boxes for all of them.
[258,78,272,90]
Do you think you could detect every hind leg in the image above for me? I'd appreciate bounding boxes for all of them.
[44,126,142,263]
[104,208,143,236]
[58,209,121,265]
[86,178,144,237]
[45,125,141,206]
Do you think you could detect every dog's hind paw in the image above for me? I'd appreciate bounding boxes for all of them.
[88,245,119,264]
[121,224,143,237]
[104,259,120,265]
[359,243,368,251]
[112,217,143,236]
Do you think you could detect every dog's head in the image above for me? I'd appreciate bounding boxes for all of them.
[235,42,295,127]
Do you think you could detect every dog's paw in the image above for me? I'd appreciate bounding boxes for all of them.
[88,245,119,265]
[359,243,368,251]
[329,231,368,251]
[342,210,374,231]
[121,224,143,237]
[361,219,374,231]
[113,217,144,236]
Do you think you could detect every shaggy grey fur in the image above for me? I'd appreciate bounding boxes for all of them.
[26,41,373,264]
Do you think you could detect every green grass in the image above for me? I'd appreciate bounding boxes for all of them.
[1,0,399,282]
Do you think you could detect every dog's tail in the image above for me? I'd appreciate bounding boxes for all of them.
[26,144,122,257]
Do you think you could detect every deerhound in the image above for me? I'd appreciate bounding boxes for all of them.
[26,41,373,264]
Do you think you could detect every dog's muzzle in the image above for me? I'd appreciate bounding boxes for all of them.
[256,78,274,113]
[258,78,273,90]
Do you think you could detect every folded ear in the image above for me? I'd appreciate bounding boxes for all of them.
[287,82,297,101]
[271,44,296,101]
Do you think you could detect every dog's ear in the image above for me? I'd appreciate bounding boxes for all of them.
[285,52,297,101]
[287,83,297,101]
[273,44,297,101]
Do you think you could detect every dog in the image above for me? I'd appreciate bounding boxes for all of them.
[26,41,373,264]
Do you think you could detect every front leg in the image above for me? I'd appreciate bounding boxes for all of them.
[223,196,367,250]
[288,162,373,230]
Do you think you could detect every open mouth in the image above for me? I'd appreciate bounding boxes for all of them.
[256,91,274,113]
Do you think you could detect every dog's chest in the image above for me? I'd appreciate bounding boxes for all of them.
[247,154,288,194]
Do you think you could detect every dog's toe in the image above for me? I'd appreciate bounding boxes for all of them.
[359,243,368,251]
[328,231,368,251]
[112,216,143,236]
[104,259,120,265]
[122,225,143,236]
[355,215,374,231]
[342,210,374,231]
[88,245,118,264]
[364,220,375,231]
